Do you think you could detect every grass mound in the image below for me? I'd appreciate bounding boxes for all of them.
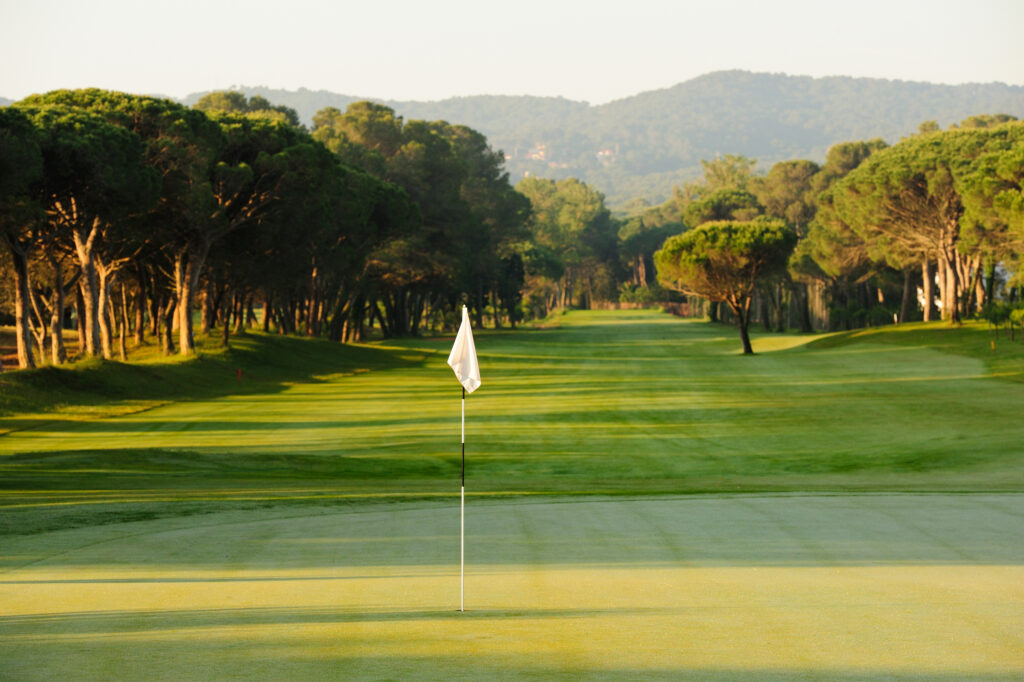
[803,319,1024,382]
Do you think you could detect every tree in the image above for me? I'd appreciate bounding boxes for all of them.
[311,102,402,178]
[795,140,892,327]
[14,103,159,358]
[754,160,821,331]
[18,90,232,356]
[195,91,302,128]
[180,113,312,351]
[516,177,619,312]
[701,154,758,192]
[618,216,678,290]
[314,102,530,333]
[959,122,1024,266]
[683,188,762,226]
[831,129,999,323]
[951,114,1017,130]
[755,160,820,228]
[0,107,44,368]
[655,219,797,354]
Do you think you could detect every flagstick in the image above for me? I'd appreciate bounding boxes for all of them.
[460,386,466,612]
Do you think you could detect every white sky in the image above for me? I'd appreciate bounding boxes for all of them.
[2,0,1022,104]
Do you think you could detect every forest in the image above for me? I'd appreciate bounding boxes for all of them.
[2,88,1024,368]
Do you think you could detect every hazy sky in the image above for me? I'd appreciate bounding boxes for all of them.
[2,0,1022,104]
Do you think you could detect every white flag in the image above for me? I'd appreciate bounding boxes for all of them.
[447,305,481,394]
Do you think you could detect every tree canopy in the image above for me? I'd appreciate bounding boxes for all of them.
[655,218,796,353]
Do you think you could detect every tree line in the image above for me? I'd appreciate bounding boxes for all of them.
[649,116,1024,352]
[2,89,1023,367]
[0,90,628,370]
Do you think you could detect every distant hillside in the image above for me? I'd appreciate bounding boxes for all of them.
[157,72,1024,207]
[0,97,12,107]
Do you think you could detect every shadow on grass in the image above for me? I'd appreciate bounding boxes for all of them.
[0,334,429,422]
[4,494,1022,566]
[0,605,1017,680]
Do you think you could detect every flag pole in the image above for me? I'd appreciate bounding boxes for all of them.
[460,385,465,612]
[448,304,478,614]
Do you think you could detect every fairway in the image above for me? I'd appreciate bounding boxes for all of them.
[2,310,1023,679]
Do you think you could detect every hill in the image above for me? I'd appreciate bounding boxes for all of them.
[10,71,1023,208]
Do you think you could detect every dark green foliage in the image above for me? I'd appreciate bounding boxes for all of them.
[312,101,532,333]
[195,90,302,128]
[683,188,762,225]
[516,176,622,314]
[829,123,1024,323]
[656,218,797,353]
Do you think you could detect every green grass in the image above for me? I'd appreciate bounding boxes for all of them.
[0,328,417,419]
[2,311,1023,535]
[1,311,1023,679]
[1,494,1021,679]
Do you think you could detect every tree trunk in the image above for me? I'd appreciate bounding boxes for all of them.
[899,268,915,324]
[76,286,87,356]
[983,260,997,307]
[201,279,216,335]
[732,297,754,355]
[48,252,68,365]
[233,292,246,335]
[174,241,210,356]
[753,288,767,331]
[97,264,116,359]
[921,260,935,322]
[133,262,147,346]
[149,285,160,338]
[773,283,785,332]
[28,284,49,362]
[71,219,102,357]
[119,283,129,361]
[160,295,176,355]
[263,293,273,333]
[967,254,984,313]
[5,234,36,369]
[222,289,233,347]
[939,252,960,324]
[797,283,813,333]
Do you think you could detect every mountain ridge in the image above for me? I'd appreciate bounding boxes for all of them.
[180,71,1024,206]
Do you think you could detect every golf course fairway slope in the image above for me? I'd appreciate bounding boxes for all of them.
[1,310,1022,679]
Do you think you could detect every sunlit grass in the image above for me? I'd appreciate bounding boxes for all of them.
[1,495,1021,679]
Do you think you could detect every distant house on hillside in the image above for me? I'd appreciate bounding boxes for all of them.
[524,143,548,161]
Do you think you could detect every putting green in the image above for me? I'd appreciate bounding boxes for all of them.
[2,494,1022,680]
